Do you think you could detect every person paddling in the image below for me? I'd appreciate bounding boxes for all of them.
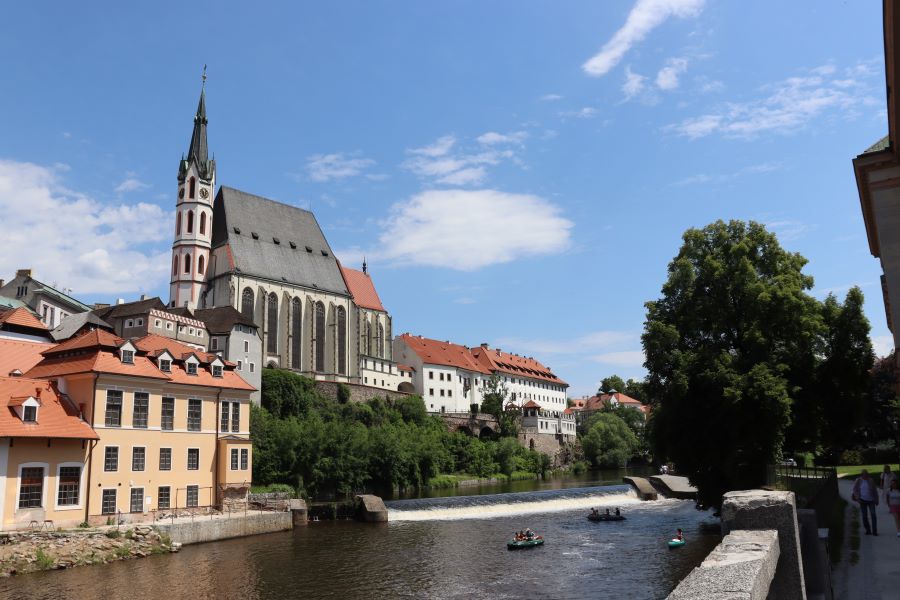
[675,528,684,541]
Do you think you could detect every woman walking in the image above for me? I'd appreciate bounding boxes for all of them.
[888,479,900,536]
[881,465,896,512]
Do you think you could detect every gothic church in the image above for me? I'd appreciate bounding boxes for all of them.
[169,87,394,386]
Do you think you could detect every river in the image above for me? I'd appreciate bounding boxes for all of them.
[0,475,720,599]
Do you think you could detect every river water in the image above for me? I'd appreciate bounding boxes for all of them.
[0,476,720,600]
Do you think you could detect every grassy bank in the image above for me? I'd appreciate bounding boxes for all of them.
[427,471,539,489]
[835,464,899,480]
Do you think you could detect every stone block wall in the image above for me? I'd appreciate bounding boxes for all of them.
[314,380,411,404]
[156,511,292,545]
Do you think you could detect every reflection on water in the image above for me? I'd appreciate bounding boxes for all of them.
[1,481,718,600]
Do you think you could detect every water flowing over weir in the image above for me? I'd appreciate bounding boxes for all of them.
[386,484,643,522]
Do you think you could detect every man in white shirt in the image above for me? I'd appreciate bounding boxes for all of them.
[852,469,880,536]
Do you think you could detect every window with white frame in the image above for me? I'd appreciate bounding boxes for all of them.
[187,448,199,470]
[104,446,119,471]
[220,402,230,432]
[240,448,249,470]
[186,361,198,376]
[161,397,175,430]
[186,485,199,507]
[187,399,201,431]
[159,448,172,471]
[159,358,171,372]
[133,392,149,428]
[57,466,81,506]
[158,486,170,510]
[101,489,117,514]
[130,488,144,513]
[18,466,44,508]
[23,404,37,422]
[231,448,239,470]
[231,402,240,432]
[105,390,122,427]
[212,364,223,378]
[132,447,145,471]
[243,340,249,352]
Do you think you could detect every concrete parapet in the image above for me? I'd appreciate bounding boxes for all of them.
[622,476,658,500]
[649,474,698,499]
[289,499,308,526]
[796,509,832,600]
[722,490,806,600]
[668,529,780,600]
[156,511,292,545]
[355,494,388,522]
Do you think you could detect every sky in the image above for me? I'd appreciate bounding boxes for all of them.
[0,0,890,398]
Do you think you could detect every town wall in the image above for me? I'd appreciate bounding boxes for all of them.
[314,380,410,404]
[156,510,291,545]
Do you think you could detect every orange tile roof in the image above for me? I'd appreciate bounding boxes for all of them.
[398,334,490,374]
[470,346,567,386]
[43,328,124,356]
[397,364,414,372]
[340,266,386,312]
[133,333,236,367]
[25,351,170,381]
[0,307,48,331]
[0,377,98,439]
[522,400,541,409]
[0,338,53,375]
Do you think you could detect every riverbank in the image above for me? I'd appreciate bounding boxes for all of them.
[427,470,539,489]
[0,526,173,577]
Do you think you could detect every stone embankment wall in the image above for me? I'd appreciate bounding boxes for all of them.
[156,511,292,545]
[315,381,410,404]
[0,525,172,577]
[518,428,577,467]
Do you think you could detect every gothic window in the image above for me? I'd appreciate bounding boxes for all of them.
[266,293,278,354]
[172,255,178,277]
[363,319,370,355]
[187,210,194,234]
[290,298,301,369]
[189,177,196,199]
[198,255,205,275]
[200,212,206,235]
[337,306,347,375]
[184,253,191,274]
[314,301,325,372]
[241,288,254,319]
[176,212,181,235]
[377,323,385,358]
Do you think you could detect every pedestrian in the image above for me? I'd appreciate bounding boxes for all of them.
[852,469,880,535]
[880,464,896,512]
[888,479,900,537]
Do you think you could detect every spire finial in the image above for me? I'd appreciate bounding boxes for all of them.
[362,257,367,274]
[201,64,207,89]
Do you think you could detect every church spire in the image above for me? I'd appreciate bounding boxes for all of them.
[178,66,215,182]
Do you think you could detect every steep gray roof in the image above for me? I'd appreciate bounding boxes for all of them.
[211,186,350,296]
[194,306,257,335]
[51,311,113,342]
[862,134,890,155]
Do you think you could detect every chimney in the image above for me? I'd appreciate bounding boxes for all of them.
[79,403,86,421]
[116,298,125,305]
[481,343,488,348]
[140,294,147,301]
[93,302,110,310]
[16,268,32,278]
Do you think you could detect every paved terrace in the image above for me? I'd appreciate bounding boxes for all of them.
[649,474,698,500]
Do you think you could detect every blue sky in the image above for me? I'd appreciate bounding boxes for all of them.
[0,0,889,397]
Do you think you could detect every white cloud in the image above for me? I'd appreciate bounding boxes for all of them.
[622,67,648,101]
[403,135,521,186]
[673,162,781,186]
[540,94,563,101]
[666,64,880,139]
[477,131,528,145]
[496,330,638,356]
[590,350,646,368]
[656,57,688,90]
[764,219,816,242]
[0,159,171,294]
[372,189,573,270]
[695,76,725,93]
[305,152,375,182]
[872,334,894,358]
[454,297,476,305]
[558,107,598,119]
[582,0,705,77]
[115,174,150,193]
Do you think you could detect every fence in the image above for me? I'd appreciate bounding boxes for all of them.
[766,465,839,527]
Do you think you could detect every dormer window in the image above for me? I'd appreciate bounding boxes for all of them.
[23,405,37,422]
[212,365,223,378]
[186,362,198,376]
[121,350,134,364]
[159,359,171,373]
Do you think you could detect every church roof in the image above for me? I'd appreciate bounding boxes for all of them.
[211,186,350,297]
[340,265,386,312]
[178,87,215,182]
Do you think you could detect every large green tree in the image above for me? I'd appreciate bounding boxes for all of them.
[644,220,822,507]
[599,375,627,395]
[581,413,638,468]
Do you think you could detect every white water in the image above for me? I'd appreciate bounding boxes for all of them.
[389,489,642,522]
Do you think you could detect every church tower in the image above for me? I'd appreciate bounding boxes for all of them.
[170,78,216,309]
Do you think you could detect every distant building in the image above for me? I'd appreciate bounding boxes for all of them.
[92,297,209,351]
[569,391,649,424]
[393,334,569,416]
[0,269,90,329]
[341,263,399,391]
[192,306,262,403]
[0,307,54,378]
[49,311,114,343]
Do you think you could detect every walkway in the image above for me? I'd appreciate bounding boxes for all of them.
[833,477,900,599]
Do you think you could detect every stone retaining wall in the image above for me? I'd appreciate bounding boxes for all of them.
[314,381,410,404]
[668,529,780,600]
[156,511,292,545]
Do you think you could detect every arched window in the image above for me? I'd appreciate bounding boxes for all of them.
[187,210,194,234]
[290,298,301,369]
[189,177,196,199]
[241,288,254,319]
[363,319,370,355]
[266,293,278,354]
[200,212,206,235]
[377,323,385,358]
[314,302,325,372]
[176,212,182,235]
[198,255,205,275]
[172,255,178,276]
[337,306,347,375]
[183,253,191,274]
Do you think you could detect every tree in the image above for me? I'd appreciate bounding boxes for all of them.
[862,352,900,447]
[599,375,627,394]
[594,403,648,456]
[580,413,637,468]
[644,220,821,507]
[623,378,647,402]
[481,374,520,437]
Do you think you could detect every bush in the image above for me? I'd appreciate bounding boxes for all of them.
[470,403,479,414]
[250,483,295,494]
[78,521,90,529]
[105,529,120,539]
[839,449,863,466]
[35,548,54,569]
[571,460,588,475]
[337,384,352,404]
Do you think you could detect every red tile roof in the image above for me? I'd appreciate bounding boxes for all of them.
[397,364,414,372]
[0,377,98,439]
[0,307,48,331]
[470,346,567,386]
[340,266,386,312]
[398,334,490,374]
[576,393,647,413]
[0,338,53,376]
[43,328,123,356]
[522,400,541,409]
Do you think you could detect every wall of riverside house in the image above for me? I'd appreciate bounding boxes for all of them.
[1,437,90,530]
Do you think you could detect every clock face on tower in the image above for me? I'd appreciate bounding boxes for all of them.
[200,188,210,199]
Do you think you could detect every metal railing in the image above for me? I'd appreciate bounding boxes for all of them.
[767,465,838,527]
